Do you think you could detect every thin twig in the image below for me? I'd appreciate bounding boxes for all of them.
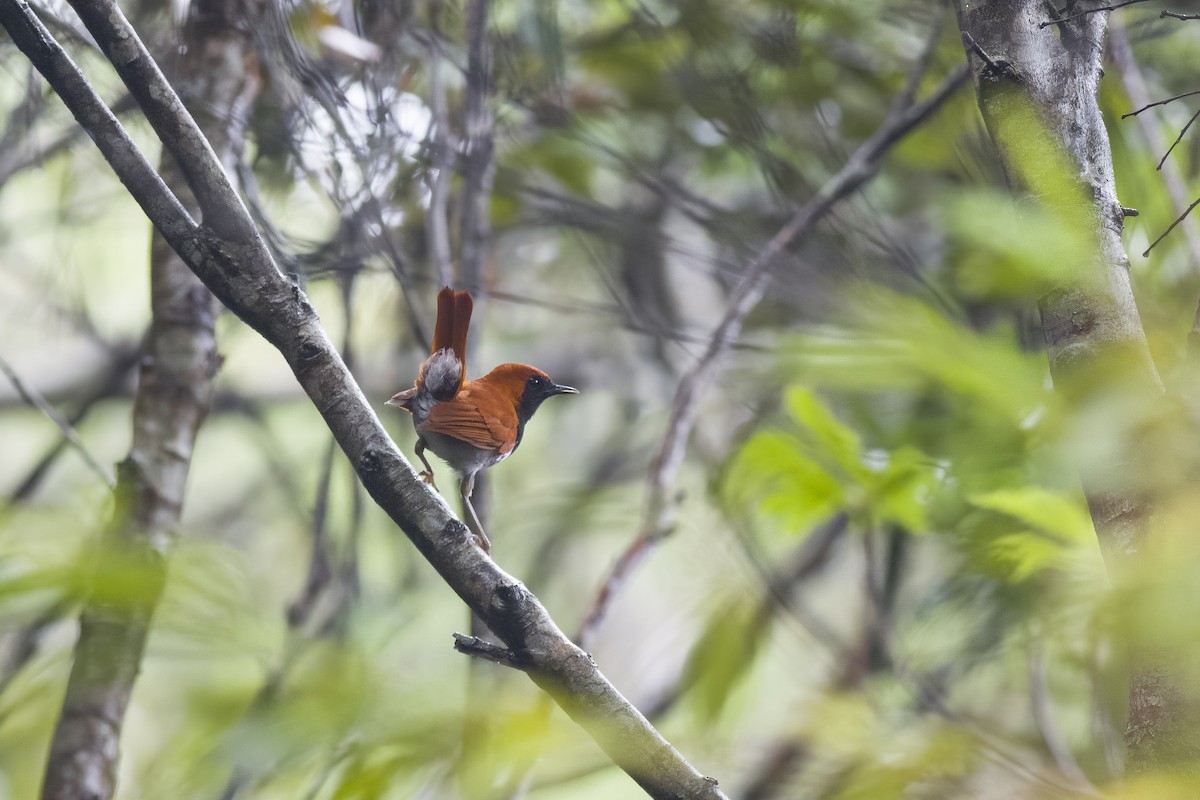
[1120,88,1200,118]
[0,354,114,487]
[1039,0,1153,29]
[1155,104,1200,169]
[1161,10,1200,20]
[1143,195,1200,256]
[8,344,138,502]
[577,60,970,648]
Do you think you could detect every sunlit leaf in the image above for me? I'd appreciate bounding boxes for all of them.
[785,387,866,481]
[726,430,843,534]
[969,487,1091,543]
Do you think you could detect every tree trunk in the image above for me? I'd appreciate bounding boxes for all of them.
[39,2,259,797]
[953,0,1200,776]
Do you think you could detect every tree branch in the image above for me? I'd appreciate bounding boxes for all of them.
[0,2,727,796]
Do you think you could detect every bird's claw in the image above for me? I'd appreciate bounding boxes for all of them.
[419,470,438,490]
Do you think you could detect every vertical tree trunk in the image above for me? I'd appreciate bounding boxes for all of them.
[40,2,259,797]
[953,0,1200,775]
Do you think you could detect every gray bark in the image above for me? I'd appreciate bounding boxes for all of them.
[954,0,1200,775]
[39,1,258,798]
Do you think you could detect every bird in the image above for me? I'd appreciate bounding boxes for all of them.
[386,287,577,551]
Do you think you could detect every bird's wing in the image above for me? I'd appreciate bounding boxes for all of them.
[420,399,517,455]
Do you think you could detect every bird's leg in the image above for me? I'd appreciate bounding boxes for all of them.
[459,473,491,553]
[414,437,438,490]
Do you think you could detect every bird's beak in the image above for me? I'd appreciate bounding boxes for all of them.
[553,384,578,395]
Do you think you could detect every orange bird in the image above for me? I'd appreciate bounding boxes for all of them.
[387,288,577,550]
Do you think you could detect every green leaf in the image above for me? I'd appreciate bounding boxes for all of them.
[868,446,935,531]
[969,487,1091,542]
[726,430,843,533]
[988,532,1068,582]
[785,387,866,480]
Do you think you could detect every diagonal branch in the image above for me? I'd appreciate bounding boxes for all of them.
[0,354,114,488]
[577,60,970,648]
[0,2,727,797]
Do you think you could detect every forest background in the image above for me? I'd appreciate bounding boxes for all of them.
[1,0,1200,798]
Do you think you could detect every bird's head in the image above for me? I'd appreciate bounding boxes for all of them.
[482,363,578,422]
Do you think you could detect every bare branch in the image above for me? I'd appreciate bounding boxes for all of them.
[1039,0,1153,29]
[0,1,193,242]
[1155,104,1200,169]
[8,345,139,502]
[1121,88,1200,118]
[1161,10,1200,20]
[1143,195,1200,256]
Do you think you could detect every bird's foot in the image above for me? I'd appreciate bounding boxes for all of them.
[419,470,438,490]
[473,530,491,554]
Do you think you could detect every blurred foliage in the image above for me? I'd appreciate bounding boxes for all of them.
[2,0,1200,798]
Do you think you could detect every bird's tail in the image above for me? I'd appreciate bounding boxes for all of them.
[428,287,472,399]
[427,287,471,397]
[387,288,472,415]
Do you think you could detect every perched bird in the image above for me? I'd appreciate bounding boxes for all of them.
[387,287,577,551]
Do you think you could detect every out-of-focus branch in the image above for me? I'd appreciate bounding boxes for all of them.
[0,601,69,700]
[0,3,728,796]
[1028,637,1095,791]
[0,93,137,189]
[460,0,495,297]
[424,6,454,288]
[576,60,970,648]
[7,344,139,503]
[0,354,114,488]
